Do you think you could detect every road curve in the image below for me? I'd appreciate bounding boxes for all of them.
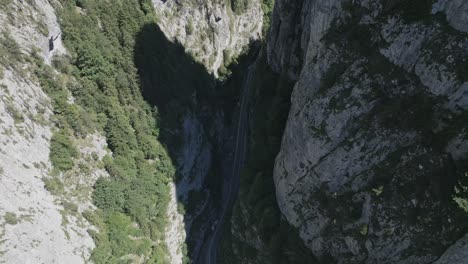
[196,63,255,264]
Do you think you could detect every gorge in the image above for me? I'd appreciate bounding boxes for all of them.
[1,0,468,264]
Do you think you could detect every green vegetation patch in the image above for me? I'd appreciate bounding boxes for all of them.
[4,212,18,225]
[37,0,179,262]
[43,176,65,195]
[261,0,274,36]
[231,0,250,15]
[0,31,22,69]
[454,171,468,213]
[50,129,78,171]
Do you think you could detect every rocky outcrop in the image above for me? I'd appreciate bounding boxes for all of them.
[270,0,468,263]
[152,0,263,75]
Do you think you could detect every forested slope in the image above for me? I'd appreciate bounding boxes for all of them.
[0,0,263,263]
[46,1,177,262]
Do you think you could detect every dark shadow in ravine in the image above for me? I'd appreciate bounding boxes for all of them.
[133,22,259,262]
[134,23,218,149]
[134,22,219,262]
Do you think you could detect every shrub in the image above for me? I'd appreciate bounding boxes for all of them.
[360,225,368,236]
[185,19,194,35]
[91,152,99,161]
[223,49,232,66]
[92,177,127,212]
[5,102,24,123]
[177,202,186,215]
[261,0,275,36]
[43,177,65,195]
[0,0,13,6]
[454,176,468,213]
[231,0,249,14]
[4,212,18,225]
[62,201,78,213]
[52,55,74,74]
[0,31,22,68]
[75,0,85,8]
[49,129,78,171]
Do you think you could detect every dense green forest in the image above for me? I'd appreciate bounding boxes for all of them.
[36,0,176,262]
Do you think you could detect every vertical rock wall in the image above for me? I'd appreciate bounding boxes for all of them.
[270,0,468,263]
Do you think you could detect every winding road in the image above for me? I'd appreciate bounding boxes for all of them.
[196,63,255,264]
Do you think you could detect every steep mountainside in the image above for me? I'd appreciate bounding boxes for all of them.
[0,1,106,262]
[0,0,263,263]
[2,0,468,263]
[270,0,468,263]
[226,0,468,263]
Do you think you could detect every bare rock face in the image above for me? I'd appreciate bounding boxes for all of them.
[270,0,468,263]
[0,1,108,263]
[152,0,263,75]
[267,0,343,80]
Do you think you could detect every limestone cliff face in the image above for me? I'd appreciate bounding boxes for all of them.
[269,0,468,263]
[152,0,263,75]
[0,1,108,263]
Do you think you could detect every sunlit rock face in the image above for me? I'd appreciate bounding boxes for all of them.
[152,0,263,75]
[270,0,468,263]
[0,1,109,263]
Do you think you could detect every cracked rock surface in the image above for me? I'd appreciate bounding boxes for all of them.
[270,0,468,263]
